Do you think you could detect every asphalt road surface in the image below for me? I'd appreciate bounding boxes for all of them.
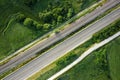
[0,0,119,74]
[4,7,120,80]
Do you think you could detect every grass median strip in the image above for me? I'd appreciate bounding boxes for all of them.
[28,18,120,80]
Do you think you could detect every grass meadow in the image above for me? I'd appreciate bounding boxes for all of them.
[0,22,37,60]
[108,37,120,80]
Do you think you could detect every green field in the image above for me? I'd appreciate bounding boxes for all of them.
[57,36,120,80]
[0,21,37,60]
[108,37,120,80]
[0,0,98,60]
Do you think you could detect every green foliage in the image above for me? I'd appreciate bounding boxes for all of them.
[57,16,63,23]
[56,54,78,67]
[39,12,53,23]
[23,18,33,26]
[95,48,108,71]
[43,23,51,31]
[38,0,75,28]
[92,19,120,43]
[36,24,43,30]
[67,8,74,19]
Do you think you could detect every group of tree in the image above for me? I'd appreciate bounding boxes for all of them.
[15,13,51,31]
[38,1,75,28]
[23,18,52,31]
[14,1,76,33]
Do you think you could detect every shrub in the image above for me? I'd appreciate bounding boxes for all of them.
[23,18,33,27]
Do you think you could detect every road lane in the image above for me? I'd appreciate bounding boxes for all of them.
[4,7,120,80]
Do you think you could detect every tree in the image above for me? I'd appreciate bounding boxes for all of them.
[23,18,33,26]
[52,20,56,28]
[57,16,62,23]
[39,12,53,23]
[33,21,38,26]
[52,8,63,15]
[43,23,51,31]
[67,8,74,19]
[36,24,43,30]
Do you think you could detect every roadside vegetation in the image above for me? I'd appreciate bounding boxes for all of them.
[57,34,120,80]
[28,18,120,80]
[0,0,99,60]
[0,1,118,79]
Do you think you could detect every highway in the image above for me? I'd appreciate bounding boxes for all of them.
[0,0,119,74]
[3,7,120,80]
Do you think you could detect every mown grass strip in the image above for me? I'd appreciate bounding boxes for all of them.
[108,37,120,80]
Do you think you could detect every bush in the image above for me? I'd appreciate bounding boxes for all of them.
[92,19,120,43]
[56,54,78,67]
[43,23,51,31]
[67,8,74,19]
[23,18,33,26]
[36,24,43,30]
